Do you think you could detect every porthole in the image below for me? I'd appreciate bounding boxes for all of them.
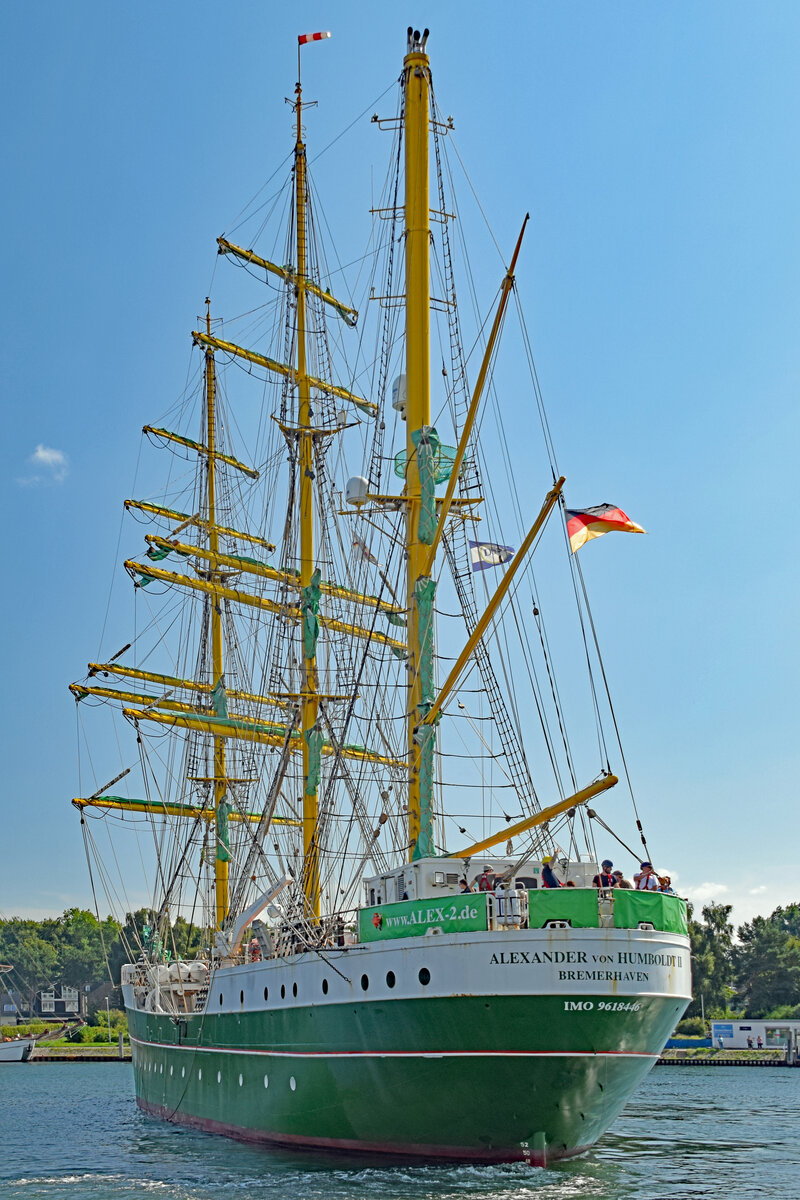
[238,1073,243,1087]
[292,982,298,998]
[159,1063,163,1074]
[240,990,244,1004]
[386,970,396,989]
[281,984,286,999]
[361,974,369,992]
[263,1074,269,1088]
[181,1067,185,1078]
[169,1065,173,1076]
[418,967,431,986]
[322,978,328,995]
[219,992,223,1006]
[217,1070,222,1084]
[289,1075,296,1091]
[263,986,269,1001]
[198,1069,202,1081]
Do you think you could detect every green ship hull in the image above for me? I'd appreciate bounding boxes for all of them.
[126,925,690,1163]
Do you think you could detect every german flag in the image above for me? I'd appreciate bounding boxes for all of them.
[565,504,645,554]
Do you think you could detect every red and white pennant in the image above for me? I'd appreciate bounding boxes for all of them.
[298,31,331,45]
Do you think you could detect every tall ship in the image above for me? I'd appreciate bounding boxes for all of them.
[70,29,691,1163]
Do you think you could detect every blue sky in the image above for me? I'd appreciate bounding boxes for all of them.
[3,1,800,927]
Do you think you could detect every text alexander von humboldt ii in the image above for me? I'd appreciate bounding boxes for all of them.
[489,948,684,983]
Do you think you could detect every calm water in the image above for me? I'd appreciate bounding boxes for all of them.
[1,1064,797,1199]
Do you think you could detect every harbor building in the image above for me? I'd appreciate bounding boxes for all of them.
[711,1019,800,1048]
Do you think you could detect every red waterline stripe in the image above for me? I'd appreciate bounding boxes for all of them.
[130,1035,657,1060]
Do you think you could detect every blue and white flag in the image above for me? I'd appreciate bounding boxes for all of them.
[469,540,515,571]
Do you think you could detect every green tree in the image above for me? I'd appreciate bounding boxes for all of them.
[169,916,203,960]
[0,920,59,1015]
[107,908,152,980]
[735,916,800,1016]
[53,908,120,989]
[685,902,734,1017]
[768,903,800,939]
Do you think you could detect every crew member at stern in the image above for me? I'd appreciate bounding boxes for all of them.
[592,859,616,888]
[541,855,562,888]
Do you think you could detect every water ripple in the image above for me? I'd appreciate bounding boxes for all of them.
[2,1065,799,1199]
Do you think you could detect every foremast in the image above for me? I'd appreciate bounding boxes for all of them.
[202,305,231,927]
[404,29,436,860]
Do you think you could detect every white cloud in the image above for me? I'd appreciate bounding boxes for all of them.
[18,443,69,485]
[748,885,768,896]
[685,881,730,904]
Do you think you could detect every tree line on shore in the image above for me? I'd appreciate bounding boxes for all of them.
[682,900,800,1026]
[2,899,799,1025]
[0,907,200,1016]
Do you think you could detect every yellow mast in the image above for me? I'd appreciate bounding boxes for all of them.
[294,66,321,918]
[404,29,434,860]
[203,302,230,928]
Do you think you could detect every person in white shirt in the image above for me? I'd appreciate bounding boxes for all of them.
[634,861,659,890]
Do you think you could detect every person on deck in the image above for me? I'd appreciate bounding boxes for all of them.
[613,869,633,889]
[477,867,494,892]
[460,877,472,893]
[541,855,562,888]
[634,862,659,890]
[658,875,676,894]
[592,860,616,888]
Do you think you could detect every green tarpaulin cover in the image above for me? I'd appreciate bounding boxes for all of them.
[215,798,231,862]
[414,577,436,708]
[613,890,688,935]
[411,722,436,860]
[304,726,324,796]
[211,678,228,719]
[300,569,322,660]
[528,888,601,929]
[411,426,440,545]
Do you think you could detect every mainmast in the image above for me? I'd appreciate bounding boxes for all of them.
[294,66,321,918]
[404,28,436,860]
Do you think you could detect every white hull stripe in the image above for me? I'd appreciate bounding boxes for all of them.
[131,1036,657,1061]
